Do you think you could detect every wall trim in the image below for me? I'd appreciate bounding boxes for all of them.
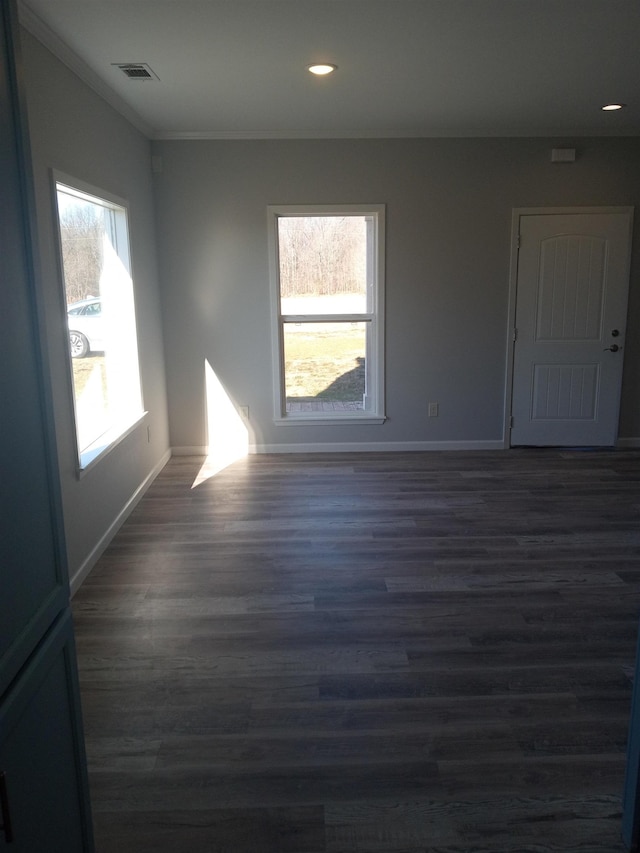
[69,449,171,595]
[617,438,640,449]
[171,446,209,456]
[252,440,505,453]
[174,439,640,455]
[173,441,505,456]
[154,129,450,141]
[152,129,640,142]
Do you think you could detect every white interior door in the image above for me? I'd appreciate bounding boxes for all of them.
[510,210,633,447]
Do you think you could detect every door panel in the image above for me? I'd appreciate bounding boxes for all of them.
[535,235,606,341]
[0,611,93,852]
[531,363,599,420]
[0,0,69,696]
[510,212,632,446]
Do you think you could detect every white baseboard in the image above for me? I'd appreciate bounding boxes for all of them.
[173,440,505,455]
[172,440,640,454]
[69,449,172,596]
[252,440,505,453]
[617,437,640,448]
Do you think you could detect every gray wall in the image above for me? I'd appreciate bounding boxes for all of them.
[22,30,170,587]
[153,137,640,451]
[17,24,640,586]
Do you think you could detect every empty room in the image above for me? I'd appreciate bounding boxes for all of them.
[2,0,640,851]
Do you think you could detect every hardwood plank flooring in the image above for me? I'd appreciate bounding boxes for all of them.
[72,449,640,852]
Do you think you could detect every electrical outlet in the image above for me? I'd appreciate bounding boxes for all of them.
[239,405,249,421]
[428,402,439,418]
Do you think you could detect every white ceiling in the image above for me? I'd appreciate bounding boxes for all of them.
[18,0,640,140]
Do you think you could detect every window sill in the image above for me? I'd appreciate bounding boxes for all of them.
[77,411,147,476]
[274,413,386,427]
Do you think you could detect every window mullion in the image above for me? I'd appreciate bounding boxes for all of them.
[281,314,373,324]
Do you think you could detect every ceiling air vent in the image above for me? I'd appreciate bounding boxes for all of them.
[113,63,159,81]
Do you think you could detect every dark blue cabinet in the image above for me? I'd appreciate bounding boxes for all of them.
[0,612,92,851]
[0,0,93,848]
[623,624,640,851]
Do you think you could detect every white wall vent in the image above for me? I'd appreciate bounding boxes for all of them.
[112,63,159,81]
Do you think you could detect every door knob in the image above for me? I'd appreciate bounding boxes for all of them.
[611,329,620,337]
[604,344,620,352]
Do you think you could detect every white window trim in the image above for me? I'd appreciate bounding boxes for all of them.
[76,411,147,475]
[52,171,146,472]
[268,204,386,425]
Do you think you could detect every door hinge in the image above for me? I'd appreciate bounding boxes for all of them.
[509,415,514,429]
[513,327,518,342]
[517,233,521,249]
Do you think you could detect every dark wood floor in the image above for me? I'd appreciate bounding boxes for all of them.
[72,449,640,852]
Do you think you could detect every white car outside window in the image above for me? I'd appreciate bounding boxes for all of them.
[67,297,104,358]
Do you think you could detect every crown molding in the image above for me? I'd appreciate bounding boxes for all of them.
[18,1,154,139]
[153,129,435,141]
[152,127,640,142]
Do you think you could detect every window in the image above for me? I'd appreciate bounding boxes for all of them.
[268,205,385,424]
[54,177,144,469]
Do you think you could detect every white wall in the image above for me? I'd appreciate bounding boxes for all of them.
[153,137,640,452]
[22,29,170,587]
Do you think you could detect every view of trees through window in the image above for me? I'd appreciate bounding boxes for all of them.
[277,215,370,412]
[278,216,366,300]
[58,203,102,304]
[56,181,143,465]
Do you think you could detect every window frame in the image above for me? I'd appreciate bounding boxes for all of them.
[268,204,386,425]
[52,172,146,472]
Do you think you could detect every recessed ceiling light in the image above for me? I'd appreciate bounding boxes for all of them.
[602,103,626,111]
[307,63,337,76]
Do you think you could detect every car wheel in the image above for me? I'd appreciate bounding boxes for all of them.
[69,331,89,358]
